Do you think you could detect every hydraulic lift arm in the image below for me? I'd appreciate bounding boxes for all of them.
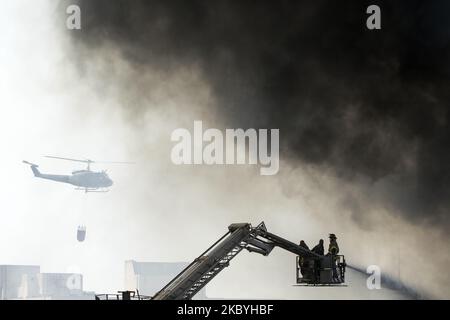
[152,222,335,300]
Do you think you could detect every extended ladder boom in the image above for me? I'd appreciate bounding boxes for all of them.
[152,223,252,300]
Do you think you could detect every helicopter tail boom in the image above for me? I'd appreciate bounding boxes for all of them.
[23,160,71,184]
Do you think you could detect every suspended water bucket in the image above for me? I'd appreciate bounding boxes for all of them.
[77,226,86,242]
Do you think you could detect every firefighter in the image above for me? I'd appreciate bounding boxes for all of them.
[312,239,324,255]
[299,240,310,251]
[328,234,339,255]
[328,234,340,282]
[298,240,310,279]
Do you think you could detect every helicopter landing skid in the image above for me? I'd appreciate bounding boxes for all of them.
[75,187,110,193]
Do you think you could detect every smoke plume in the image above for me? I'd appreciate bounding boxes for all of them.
[56,0,450,298]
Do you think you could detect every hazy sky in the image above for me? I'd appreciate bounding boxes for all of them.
[0,0,315,295]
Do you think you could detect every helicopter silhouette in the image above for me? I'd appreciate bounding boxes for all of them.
[23,156,133,193]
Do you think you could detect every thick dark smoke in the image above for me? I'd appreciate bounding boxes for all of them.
[65,0,450,229]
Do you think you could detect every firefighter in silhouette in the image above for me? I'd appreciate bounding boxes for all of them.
[312,239,324,255]
[298,240,311,279]
[328,234,339,255]
[299,240,310,251]
[328,234,340,282]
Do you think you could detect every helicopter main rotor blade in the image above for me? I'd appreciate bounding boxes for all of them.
[44,156,134,165]
[94,161,135,165]
[45,156,92,163]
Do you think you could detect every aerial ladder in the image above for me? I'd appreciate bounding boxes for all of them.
[151,222,346,300]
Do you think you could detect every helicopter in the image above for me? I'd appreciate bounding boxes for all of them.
[23,156,133,193]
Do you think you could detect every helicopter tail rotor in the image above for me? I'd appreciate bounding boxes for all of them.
[23,160,42,177]
[23,160,39,167]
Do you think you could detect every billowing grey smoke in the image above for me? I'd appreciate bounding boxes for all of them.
[52,0,450,299]
[63,0,450,229]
